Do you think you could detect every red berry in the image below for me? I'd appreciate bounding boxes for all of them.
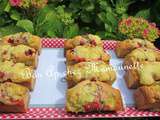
[0,72,5,78]
[136,43,142,48]
[90,40,97,46]
[25,49,33,56]
[75,57,85,62]
[83,101,101,112]
[97,58,101,61]
[8,38,14,44]
[80,40,85,45]
[79,58,85,62]
[10,98,24,105]
[83,104,91,112]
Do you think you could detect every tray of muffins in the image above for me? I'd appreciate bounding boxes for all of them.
[0,32,41,113]
[0,33,160,119]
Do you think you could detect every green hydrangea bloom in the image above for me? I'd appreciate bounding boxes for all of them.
[31,0,48,9]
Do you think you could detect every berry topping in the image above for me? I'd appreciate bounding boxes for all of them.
[0,72,5,78]
[136,43,142,48]
[10,99,24,105]
[83,101,101,112]
[90,40,97,46]
[80,40,85,45]
[97,58,101,61]
[74,57,85,62]
[25,49,33,56]
[8,38,14,44]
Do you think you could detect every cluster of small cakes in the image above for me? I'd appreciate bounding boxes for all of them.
[115,38,160,111]
[0,32,41,113]
[64,34,124,113]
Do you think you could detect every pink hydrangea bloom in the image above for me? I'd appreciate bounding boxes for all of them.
[143,29,149,37]
[125,19,132,26]
[150,23,156,28]
[9,0,22,7]
[118,17,159,41]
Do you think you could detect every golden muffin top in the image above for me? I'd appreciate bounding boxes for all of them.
[0,82,29,105]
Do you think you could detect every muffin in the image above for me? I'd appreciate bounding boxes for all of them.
[134,84,160,111]
[115,38,156,58]
[66,61,116,88]
[0,61,35,90]
[124,62,160,89]
[0,44,38,69]
[1,32,41,54]
[66,46,110,65]
[123,47,160,67]
[66,80,124,113]
[0,82,30,113]
[64,34,103,50]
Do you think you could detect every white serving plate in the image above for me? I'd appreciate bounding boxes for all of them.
[30,48,135,108]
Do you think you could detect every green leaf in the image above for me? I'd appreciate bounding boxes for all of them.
[35,5,76,37]
[85,2,95,12]
[69,2,81,14]
[0,25,24,37]
[105,32,117,39]
[96,31,106,39]
[56,5,65,14]
[150,1,160,23]
[135,9,150,19]
[121,13,128,19]
[4,2,11,12]
[35,6,54,26]
[16,19,34,33]
[47,30,56,37]
[80,12,92,23]
[105,12,117,27]
[0,17,6,26]
[98,12,106,22]
[80,27,93,34]
[10,10,21,21]
[98,0,111,11]
[104,24,113,32]
[36,9,64,37]
[63,24,79,38]
[0,0,8,15]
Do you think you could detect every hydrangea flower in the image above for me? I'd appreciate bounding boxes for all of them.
[21,0,31,8]
[9,0,22,7]
[9,0,30,8]
[31,0,48,9]
[118,17,159,42]
[9,0,48,9]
